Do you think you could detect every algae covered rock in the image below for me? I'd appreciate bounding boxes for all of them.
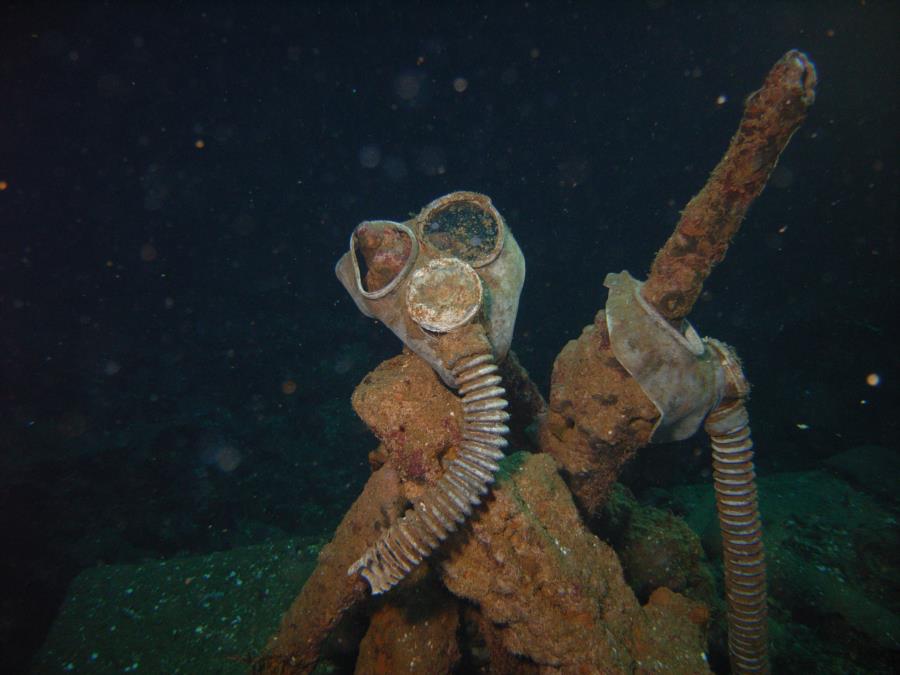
[355,576,461,675]
[824,444,900,502]
[671,468,900,673]
[440,452,711,674]
[598,483,717,605]
[34,537,320,674]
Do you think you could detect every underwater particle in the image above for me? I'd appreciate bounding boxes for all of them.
[217,446,243,472]
[281,379,297,395]
[771,165,794,188]
[334,353,354,374]
[382,156,408,182]
[558,157,591,187]
[866,373,881,387]
[97,72,123,97]
[194,138,205,149]
[453,77,468,92]
[104,360,121,376]
[139,243,157,262]
[358,144,381,169]
[501,67,518,85]
[57,411,88,439]
[206,444,243,472]
[231,212,256,236]
[0,179,8,190]
[796,423,810,430]
[716,94,727,106]
[764,232,783,251]
[416,146,447,176]
[393,71,422,101]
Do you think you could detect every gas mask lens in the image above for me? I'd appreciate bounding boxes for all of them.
[350,221,418,299]
[418,193,504,268]
[406,258,483,333]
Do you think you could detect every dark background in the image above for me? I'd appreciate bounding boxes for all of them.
[1,1,897,672]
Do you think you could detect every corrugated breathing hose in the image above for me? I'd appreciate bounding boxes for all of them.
[348,349,508,594]
[705,398,768,674]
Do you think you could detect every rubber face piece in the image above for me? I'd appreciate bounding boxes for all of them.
[605,270,724,443]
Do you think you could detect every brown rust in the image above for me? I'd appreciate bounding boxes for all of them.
[352,351,461,492]
[355,575,461,674]
[539,312,659,516]
[641,50,817,321]
[255,466,405,674]
[439,452,711,673]
[355,222,413,292]
[460,605,541,674]
[261,345,707,673]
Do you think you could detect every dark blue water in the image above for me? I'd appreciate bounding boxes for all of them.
[2,2,897,672]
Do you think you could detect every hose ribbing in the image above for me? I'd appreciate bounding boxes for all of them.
[348,350,508,594]
[705,400,768,674]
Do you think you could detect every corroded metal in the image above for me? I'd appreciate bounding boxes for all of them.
[405,258,483,333]
[642,50,817,322]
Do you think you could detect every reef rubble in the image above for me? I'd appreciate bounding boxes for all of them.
[257,351,709,674]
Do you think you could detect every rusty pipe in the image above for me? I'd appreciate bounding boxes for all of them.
[642,50,817,322]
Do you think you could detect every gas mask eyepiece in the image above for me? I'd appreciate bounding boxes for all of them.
[416,192,504,268]
[348,220,418,300]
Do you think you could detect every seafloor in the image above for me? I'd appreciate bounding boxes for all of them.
[3,2,897,674]
[31,442,899,674]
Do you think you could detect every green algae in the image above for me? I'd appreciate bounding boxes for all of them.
[34,537,321,674]
[669,465,900,673]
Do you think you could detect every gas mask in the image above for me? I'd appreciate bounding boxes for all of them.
[604,271,725,443]
[335,191,525,594]
[336,191,525,386]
